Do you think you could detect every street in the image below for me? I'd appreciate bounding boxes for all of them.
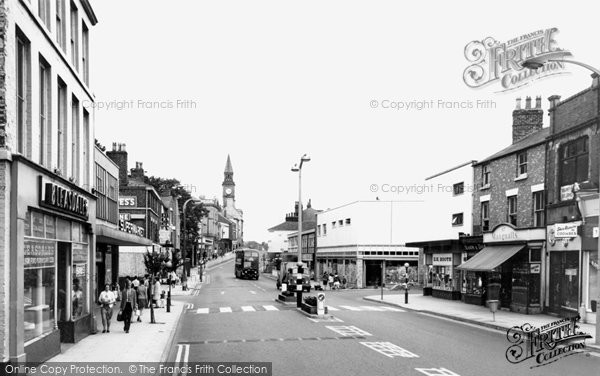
[167,260,599,376]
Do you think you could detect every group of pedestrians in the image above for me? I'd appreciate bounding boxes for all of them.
[321,271,346,290]
[98,275,165,334]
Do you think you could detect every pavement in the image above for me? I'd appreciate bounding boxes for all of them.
[364,291,600,353]
[44,253,235,363]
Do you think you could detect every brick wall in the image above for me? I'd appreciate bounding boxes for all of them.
[0,0,8,361]
[552,88,598,134]
[472,143,546,234]
[512,97,543,143]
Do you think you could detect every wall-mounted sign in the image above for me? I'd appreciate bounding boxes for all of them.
[433,253,453,266]
[119,196,137,207]
[560,185,574,201]
[119,218,144,237]
[72,243,88,264]
[39,177,89,219]
[554,223,578,238]
[119,213,131,221]
[530,264,541,274]
[491,225,518,241]
[24,238,56,269]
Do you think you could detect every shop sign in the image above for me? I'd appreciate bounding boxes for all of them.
[433,253,453,266]
[39,177,89,219]
[24,238,56,269]
[119,213,131,221]
[560,185,574,201]
[530,264,541,274]
[159,229,171,244]
[119,196,137,207]
[554,223,578,238]
[490,225,518,241]
[72,243,88,264]
[119,217,144,237]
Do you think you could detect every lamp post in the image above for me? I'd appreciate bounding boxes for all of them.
[291,154,311,308]
[523,53,600,345]
[404,262,410,304]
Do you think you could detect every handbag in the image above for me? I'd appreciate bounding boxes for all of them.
[135,309,140,316]
[116,311,123,322]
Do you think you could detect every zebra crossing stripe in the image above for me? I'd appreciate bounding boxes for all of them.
[196,308,209,314]
[340,305,361,311]
[241,306,256,312]
[220,307,233,313]
[326,306,339,311]
[263,305,278,311]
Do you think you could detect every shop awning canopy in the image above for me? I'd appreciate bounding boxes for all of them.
[456,244,525,272]
[96,224,153,247]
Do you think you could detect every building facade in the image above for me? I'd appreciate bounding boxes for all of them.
[0,0,98,363]
[222,155,243,250]
[463,97,547,313]
[544,76,599,324]
[199,197,221,259]
[315,201,420,288]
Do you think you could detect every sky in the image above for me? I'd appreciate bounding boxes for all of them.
[88,0,600,242]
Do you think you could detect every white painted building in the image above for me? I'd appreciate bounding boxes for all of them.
[315,201,422,288]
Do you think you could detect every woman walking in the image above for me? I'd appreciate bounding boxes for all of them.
[119,280,137,333]
[136,281,148,322]
[98,284,115,333]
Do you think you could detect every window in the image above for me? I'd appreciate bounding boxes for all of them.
[345,218,351,225]
[56,0,66,51]
[481,201,489,231]
[39,57,51,166]
[559,137,589,187]
[16,32,31,157]
[38,0,52,29]
[507,195,517,226]
[81,22,89,84]
[83,110,90,188]
[453,182,464,195]
[533,191,545,227]
[332,221,336,228]
[70,2,78,69]
[57,79,67,174]
[482,164,490,186]
[71,96,80,182]
[452,213,464,226]
[517,152,527,176]
[322,223,327,235]
[317,225,321,236]
[338,219,343,227]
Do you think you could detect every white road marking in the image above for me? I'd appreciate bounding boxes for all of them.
[360,342,419,358]
[340,305,362,311]
[220,307,232,313]
[263,305,278,311]
[325,325,372,337]
[196,308,209,314]
[307,316,344,323]
[415,367,461,376]
[378,306,405,312]
[249,291,257,295]
[241,306,256,312]
[326,306,339,311]
[220,291,225,295]
[173,344,190,376]
[185,303,194,309]
[181,344,190,376]
[357,306,386,311]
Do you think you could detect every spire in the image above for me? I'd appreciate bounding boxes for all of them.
[225,155,233,174]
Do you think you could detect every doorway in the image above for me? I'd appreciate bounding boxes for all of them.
[365,260,383,287]
[56,242,71,323]
[549,251,580,313]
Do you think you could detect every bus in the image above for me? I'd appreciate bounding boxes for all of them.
[234,249,259,280]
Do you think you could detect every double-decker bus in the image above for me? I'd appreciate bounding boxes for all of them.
[234,249,259,280]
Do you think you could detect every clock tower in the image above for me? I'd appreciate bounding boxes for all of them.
[222,154,235,208]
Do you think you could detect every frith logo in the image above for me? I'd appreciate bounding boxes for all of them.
[463,28,569,92]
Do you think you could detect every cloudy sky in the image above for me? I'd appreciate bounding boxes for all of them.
[89,0,600,241]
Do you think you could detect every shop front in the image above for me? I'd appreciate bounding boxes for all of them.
[457,224,545,314]
[10,158,96,363]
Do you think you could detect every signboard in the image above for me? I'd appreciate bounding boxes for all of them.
[24,238,56,269]
[490,225,518,241]
[530,264,541,274]
[433,253,453,266]
[119,213,131,221]
[560,185,574,201]
[159,229,171,244]
[75,264,86,277]
[119,217,144,237]
[39,177,89,219]
[594,227,599,239]
[119,196,137,207]
[72,243,88,264]
[317,293,325,315]
[554,223,578,238]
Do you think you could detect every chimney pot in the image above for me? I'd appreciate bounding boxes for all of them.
[535,96,542,109]
[515,97,521,110]
[112,142,117,151]
[525,96,532,109]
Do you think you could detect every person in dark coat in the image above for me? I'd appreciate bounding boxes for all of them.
[119,280,138,333]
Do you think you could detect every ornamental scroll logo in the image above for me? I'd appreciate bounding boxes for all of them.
[505,315,592,368]
[463,28,569,92]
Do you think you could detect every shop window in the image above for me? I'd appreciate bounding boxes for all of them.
[32,211,45,238]
[517,152,527,176]
[453,182,464,195]
[507,196,517,226]
[464,271,485,296]
[589,253,598,313]
[24,238,56,342]
[24,211,32,236]
[481,201,489,231]
[530,248,541,263]
[559,136,589,187]
[72,243,88,319]
[533,191,545,227]
[433,266,453,291]
[45,215,56,239]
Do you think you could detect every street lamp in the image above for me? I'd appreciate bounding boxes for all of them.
[522,54,600,345]
[291,154,310,308]
[404,262,410,304]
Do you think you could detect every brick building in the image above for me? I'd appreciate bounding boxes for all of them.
[544,75,599,324]
[461,97,547,314]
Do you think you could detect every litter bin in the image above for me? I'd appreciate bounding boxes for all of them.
[487,300,499,321]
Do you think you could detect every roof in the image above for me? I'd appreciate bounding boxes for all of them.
[225,155,233,173]
[474,128,550,166]
[425,160,477,181]
[268,207,321,232]
[268,221,299,232]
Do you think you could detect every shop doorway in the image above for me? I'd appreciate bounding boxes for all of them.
[365,261,382,287]
[549,251,579,313]
[57,242,71,323]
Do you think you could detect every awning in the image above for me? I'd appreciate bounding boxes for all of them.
[456,244,525,272]
[96,224,153,247]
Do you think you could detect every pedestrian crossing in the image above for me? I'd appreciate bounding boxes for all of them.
[189,304,405,314]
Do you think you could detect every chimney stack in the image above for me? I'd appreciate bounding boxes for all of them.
[106,142,128,186]
[512,95,543,144]
[130,162,145,181]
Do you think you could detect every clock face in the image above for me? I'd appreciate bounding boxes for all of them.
[225,188,232,195]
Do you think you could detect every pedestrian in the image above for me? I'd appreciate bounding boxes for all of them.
[98,284,115,333]
[136,281,148,322]
[342,275,347,289]
[328,273,334,290]
[153,278,161,308]
[322,272,328,290]
[119,280,137,333]
[333,273,340,290]
[182,277,188,291]
[132,276,140,290]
